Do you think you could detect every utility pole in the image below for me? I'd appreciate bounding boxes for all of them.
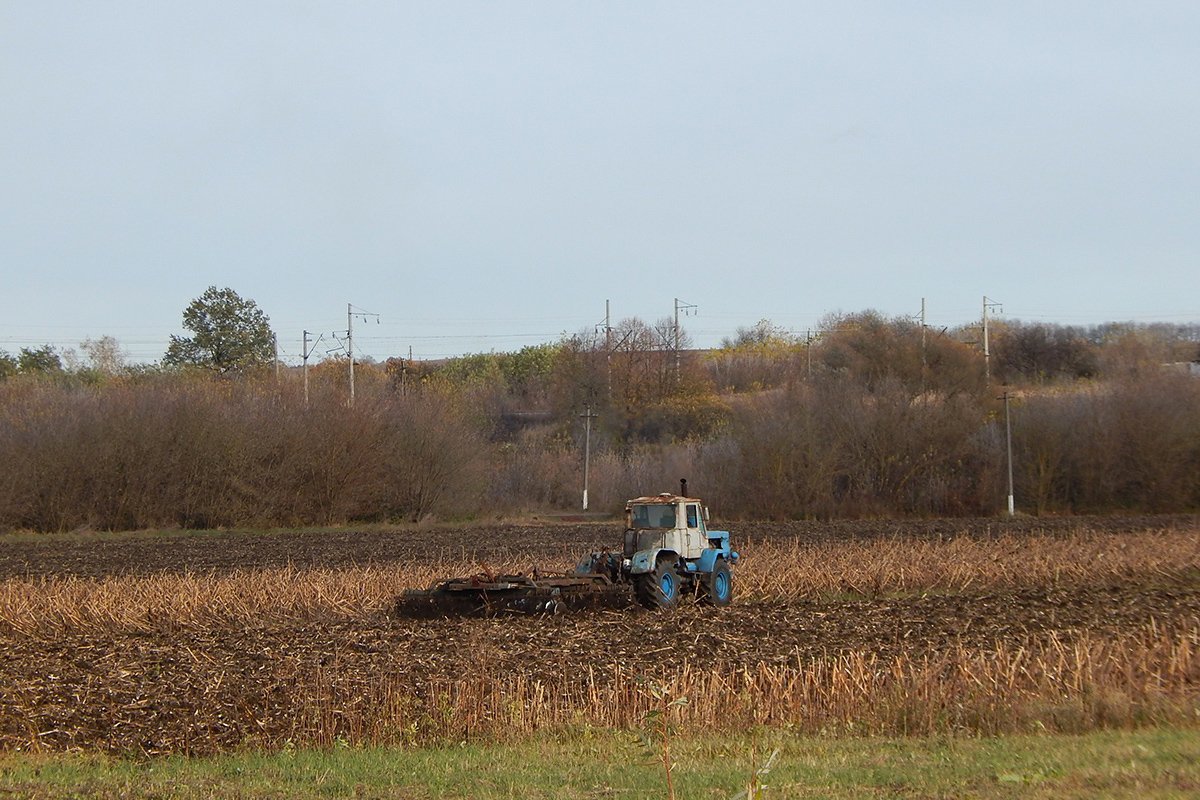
[606,300,612,400]
[602,300,613,401]
[920,298,927,394]
[983,296,1002,384]
[605,300,612,351]
[302,330,323,409]
[1001,390,1015,516]
[806,329,813,380]
[344,304,379,407]
[673,298,697,381]
[580,405,599,511]
[920,298,927,368]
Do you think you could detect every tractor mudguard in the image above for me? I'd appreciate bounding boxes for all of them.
[704,531,738,566]
[695,548,726,573]
[629,548,677,575]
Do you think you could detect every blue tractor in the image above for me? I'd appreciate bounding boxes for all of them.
[575,490,737,609]
[397,481,737,616]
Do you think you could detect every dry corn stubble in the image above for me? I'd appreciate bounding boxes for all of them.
[3,618,1194,753]
[0,528,1195,635]
[0,524,1197,753]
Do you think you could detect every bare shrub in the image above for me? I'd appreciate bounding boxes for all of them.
[487,436,705,515]
[588,445,704,510]
[1012,390,1097,514]
[700,378,999,519]
[380,390,489,521]
[993,322,1098,382]
[1013,376,1200,514]
[0,376,488,532]
[1104,374,1200,511]
[488,434,581,512]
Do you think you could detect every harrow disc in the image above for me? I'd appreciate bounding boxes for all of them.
[394,571,636,618]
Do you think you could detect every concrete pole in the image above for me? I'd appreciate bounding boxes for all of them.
[918,298,927,395]
[982,296,1001,385]
[807,329,812,379]
[580,405,598,510]
[983,296,990,384]
[347,303,354,407]
[1004,390,1015,516]
[605,299,612,401]
[303,330,310,408]
[674,297,680,382]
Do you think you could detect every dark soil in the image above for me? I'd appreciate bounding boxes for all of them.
[1,515,1197,755]
[1,513,1196,579]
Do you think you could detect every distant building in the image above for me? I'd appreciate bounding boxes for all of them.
[1162,361,1200,377]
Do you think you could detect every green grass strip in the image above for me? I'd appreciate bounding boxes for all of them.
[1,727,1198,799]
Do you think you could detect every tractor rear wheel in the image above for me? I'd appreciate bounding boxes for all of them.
[635,555,681,610]
[701,558,732,607]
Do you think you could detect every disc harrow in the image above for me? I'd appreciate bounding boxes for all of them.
[394,567,636,618]
[394,484,737,617]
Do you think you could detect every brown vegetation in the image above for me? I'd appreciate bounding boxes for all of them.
[0,519,1196,754]
[3,312,1200,529]
[0,378,487,532]
[3,369,1199,530]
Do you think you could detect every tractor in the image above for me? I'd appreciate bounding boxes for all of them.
[395,481,737,616]
[576,488,736,609]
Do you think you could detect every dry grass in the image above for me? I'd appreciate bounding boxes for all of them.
[2,618,1196,753]
[0,564,416,636]
[0,527,1198,753]
[0,528,1195,636]
[257,620,1200,747]
[735,527,1200,602]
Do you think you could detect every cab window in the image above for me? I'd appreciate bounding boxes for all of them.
[632,504,676,529]
[686,504,699,528]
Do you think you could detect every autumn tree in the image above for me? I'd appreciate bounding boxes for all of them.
[814,311,984,399]
[17,345,63,374]
[163,287,275,372]
[992,322,1097,382]
[80,335,129,375]
[709,319,805,392]
[1092,324,1176,378]
[0,350,16,380]
[533,315,723,445]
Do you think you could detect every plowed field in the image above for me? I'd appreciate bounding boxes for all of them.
[1,515,1198,755]
[2,514,1196,579]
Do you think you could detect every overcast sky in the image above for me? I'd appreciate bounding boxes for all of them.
[2,1,1197,364]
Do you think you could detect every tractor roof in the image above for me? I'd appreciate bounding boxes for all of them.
[626,494,700,506]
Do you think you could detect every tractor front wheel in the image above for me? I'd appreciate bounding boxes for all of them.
[701,558,732,607]
[635,556,681,610]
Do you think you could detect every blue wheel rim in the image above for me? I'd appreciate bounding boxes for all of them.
[660,572,674,597]
[714,571,729,599]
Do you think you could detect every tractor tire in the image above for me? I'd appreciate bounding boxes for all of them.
[700,558,733,607]
[635,555,681,610]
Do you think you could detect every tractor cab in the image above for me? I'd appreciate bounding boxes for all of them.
[624,493,709,560]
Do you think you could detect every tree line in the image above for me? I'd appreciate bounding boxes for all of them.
[1,289,1198,531]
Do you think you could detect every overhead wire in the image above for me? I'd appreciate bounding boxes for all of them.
[3,305,1198,364]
